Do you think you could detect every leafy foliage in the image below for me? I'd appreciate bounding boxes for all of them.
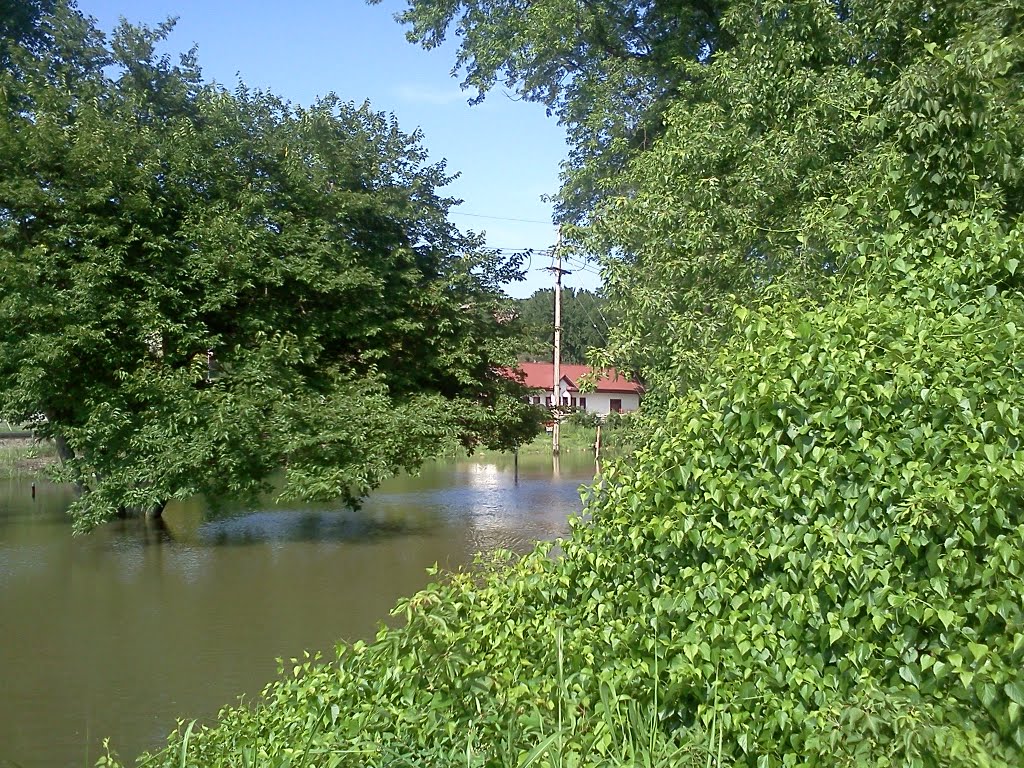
[0,0,57,68]
[87,2,1024,766]
[591,0,1024,387]
[0,4,541,529]
[125,205,1024,767]
[383,0,1024,389]
[374,0,729,223]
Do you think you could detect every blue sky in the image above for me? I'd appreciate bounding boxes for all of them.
[75,0,601,298]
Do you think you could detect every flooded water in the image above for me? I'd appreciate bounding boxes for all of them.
[0,453,595,767]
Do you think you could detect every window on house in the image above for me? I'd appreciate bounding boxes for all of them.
[610,398,622,413]
[545,396,552,407]
[571,397,577,408]
[579,397,587,410]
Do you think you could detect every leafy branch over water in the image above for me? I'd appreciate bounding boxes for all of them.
[0,3,542,531]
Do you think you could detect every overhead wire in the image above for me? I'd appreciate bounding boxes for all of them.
[576,294,610,334]
[477,245,607,295]
[563,252,603,277]
[451,211,554,224]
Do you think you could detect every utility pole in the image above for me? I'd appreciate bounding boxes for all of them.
[545,233,570,456]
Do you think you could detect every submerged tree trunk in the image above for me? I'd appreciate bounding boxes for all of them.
[45,412,89,494]
[115,500,167,519]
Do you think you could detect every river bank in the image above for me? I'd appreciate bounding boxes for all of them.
[0,437,56,477]
[469,414,636,458]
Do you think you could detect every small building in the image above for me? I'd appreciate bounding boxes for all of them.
[512,362,643,417]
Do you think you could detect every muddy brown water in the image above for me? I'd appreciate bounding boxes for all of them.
[0,453,595,767]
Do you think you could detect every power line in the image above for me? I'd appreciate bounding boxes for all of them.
[578,296,611,333]
[563,253,602,276]
[451,211,554,225]
[487,247,601,275]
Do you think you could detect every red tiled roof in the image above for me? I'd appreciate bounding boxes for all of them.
[508,362,644,395]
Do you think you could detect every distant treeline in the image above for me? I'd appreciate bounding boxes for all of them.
[513,288,610,365]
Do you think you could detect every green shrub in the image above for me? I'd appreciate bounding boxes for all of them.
[567,409,601,429]
[570,220,1024,765]
[127,213,1024,768]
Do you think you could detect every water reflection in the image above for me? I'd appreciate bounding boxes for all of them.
[197,509,428,546]
[0,452,594,768]
[104,515,176,546]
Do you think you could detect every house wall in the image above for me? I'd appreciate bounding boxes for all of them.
[582,392,640,416]
[528,390,640,417]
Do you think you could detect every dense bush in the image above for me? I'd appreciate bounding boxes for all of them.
[124,210,1024,768]
[566,408,601,429]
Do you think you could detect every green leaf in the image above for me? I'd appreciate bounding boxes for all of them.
[1006,681,1024,706]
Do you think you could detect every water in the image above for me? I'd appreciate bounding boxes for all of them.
[0,453,595,767]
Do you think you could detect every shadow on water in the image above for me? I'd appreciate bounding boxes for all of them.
[195,508,429,546]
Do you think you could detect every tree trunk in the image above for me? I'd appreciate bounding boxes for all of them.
[53,433,75,462]
[115,500,167,519]
[43,410,75,464]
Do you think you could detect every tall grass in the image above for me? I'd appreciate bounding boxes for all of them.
[0,438,54,478]
[123,621,728,768]
[507,626,715,768]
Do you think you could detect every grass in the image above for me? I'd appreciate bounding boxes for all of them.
[522,422,601,454]
[502,626,714,768]
[470,419,636,459]
[146,626,722,768]
[0,438,56,478]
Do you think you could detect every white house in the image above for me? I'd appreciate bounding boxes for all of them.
[511,362,643,417]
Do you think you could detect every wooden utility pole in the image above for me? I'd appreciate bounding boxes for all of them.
[553,246,562,456]
[546,234,570,456]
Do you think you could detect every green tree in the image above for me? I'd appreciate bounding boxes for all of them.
[0,3,541,530]
[0,0,57,68]
[372,0,729,223]
[514,287,610,364]
[378,0,1024,389]
[590,0,1024,388]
